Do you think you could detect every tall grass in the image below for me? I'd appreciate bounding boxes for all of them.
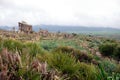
[0,38,119,80]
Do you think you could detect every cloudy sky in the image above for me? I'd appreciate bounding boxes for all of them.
[0,0,120,28]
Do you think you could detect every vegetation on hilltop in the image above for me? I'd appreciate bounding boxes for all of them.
[0,31,120,80]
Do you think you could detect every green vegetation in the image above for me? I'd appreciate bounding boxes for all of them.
[114,44,120,60]
[0,33,120,80]
[99,43,117,56]
[99,42,120,60]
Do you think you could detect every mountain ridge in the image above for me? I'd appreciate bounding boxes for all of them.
[0,25,120,34]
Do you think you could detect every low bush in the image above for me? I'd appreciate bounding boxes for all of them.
[99,43,117,56]
[25,42,42,57]
[107,72,120,80]
[99,42,120,60]
[115,64,120,73]
[47,52,98,80]
[76,52,93,63]
[100,59,117,74]
[53,46,74,53]
[47,52,79,78]
[54,46,93,63]
[114,45,120,60]
[3,39,24,53]
[77,62,98,80]
[40,41,58,51]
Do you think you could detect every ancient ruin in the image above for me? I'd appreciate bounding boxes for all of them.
[18,21,32,33]
[38,29,49,37]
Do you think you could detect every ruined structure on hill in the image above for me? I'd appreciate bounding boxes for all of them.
[18,21,32,33]
[38,29,49,37]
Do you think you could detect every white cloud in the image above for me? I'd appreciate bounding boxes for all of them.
[0,0,120,28]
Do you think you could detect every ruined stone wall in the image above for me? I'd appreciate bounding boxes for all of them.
[18,22,32,33]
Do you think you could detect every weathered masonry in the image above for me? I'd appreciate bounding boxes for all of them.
[18,21,32,33]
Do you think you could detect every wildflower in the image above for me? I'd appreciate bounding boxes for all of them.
[0,55,3,69]
[0,64,8,80]
[14,52,22,67]
[31,59,41,72]
[41,61,47,74]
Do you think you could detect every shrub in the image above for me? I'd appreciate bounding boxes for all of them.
[54,46,93,63]
[40,41,58,51]
[47,52,80,79]
[77,62,98,80]
[25,42,41,57]
[97,63,107,80]
[115,64,120,73]
[47,51,98,80]
[100,59,117,74]
[107,72,120,80]
[75,52,93,63]
[53,46,74,53]
[99,43,117,56]
[114,45,120,60]
[3,39,24,53]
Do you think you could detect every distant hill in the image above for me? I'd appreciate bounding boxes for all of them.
[0,25,120,35]
[33,25,120,34]
[0,26,13,31]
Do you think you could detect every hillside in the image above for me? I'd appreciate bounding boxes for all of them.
[33,25,120,33]
[1,25,120,34]
[0,29,120,80]
[1,25,120,40]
